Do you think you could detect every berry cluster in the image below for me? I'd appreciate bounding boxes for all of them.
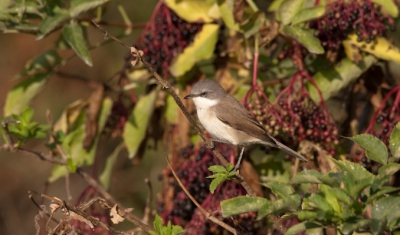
[134,2,202,77]
[157,144,260,234]
[311,0,395,49]
[243,72,339,155]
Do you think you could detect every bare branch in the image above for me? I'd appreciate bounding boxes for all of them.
[142,178,153,225]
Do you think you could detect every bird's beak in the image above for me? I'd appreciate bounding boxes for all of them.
[184,94,193,99]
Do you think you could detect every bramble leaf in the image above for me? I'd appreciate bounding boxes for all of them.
[349,134,388,165]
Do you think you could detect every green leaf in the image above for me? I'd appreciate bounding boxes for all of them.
[341,217,370,235]
[240,11,266,38]
[332,159,375,199]
[217,0,240,30]
[279,0,305,25]
[366,186,399,204]
[290,170,339,187]
[4,73,51,116]
[49,98,112,182]
[390,123,400,160]
[303,193,333,214]
[308,56,377,102]
[123,91,158,158]
[170,24,219,77]
[281,25,324,54]
[151,214,184,235]
[20,50,62,77]
[62,22,92,66]
[67,158,77,172]
[257,194,300,219]
[226,163,234,172]
[263,181,294,199]
[99,144,124,189]
[291,6,325,25]
[208,165,227,173]
[21,107,34,124]
[319,185,342,215]
[165,94,178,124]
[285,221,321,235]
[221,196,269,217]
[371,0,398,18]
[37,7,69,39]
[370,196,400,233]
[209,176,228,194]
[379,163,400,176]
[349,134,388,165]
[70,0,109,18]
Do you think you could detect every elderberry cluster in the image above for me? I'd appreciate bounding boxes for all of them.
[158,144,261,234]
[135,3,202,77]
[311,0,395,49]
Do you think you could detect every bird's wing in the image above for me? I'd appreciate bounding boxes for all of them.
[214,94,275,144]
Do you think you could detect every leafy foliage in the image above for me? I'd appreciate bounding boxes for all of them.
[149,215,185,235]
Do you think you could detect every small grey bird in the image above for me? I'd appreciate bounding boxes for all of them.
[184,79,307,169]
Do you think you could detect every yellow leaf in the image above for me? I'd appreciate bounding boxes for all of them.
[170,24,219,77]
[165,0,219,23]
[345,33,400,64]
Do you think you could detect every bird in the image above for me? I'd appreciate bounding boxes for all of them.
[184,79,307,170]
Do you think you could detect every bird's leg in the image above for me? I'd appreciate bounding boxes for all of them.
[204,139,215,150]
[234,146,245,171]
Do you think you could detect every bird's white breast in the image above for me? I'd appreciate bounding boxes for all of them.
[192,97,256,145]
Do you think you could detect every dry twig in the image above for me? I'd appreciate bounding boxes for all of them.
[166,156,238,235]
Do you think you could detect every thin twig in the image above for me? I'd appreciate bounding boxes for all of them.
[1,119,20,149]
[79,18,147,29]
[166,156,238,235]
[89,21,257,197]
[142,178,153,225]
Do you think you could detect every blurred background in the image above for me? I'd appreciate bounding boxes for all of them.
[0,0,166,234]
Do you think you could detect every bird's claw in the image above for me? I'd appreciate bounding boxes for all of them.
[204,140,215,150]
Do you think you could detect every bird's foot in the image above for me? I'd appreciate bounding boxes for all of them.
[204,140,215,150]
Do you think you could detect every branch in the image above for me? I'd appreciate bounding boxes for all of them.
[142,178,153,225]
[166,156,238,235]
[90,20,257,197]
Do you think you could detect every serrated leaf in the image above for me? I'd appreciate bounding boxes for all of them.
[366,186,399,204]
[282,25,324,54]
[62,22,92,66]
[226,163,234,172]
[341,217,370,235]
[4,72,51,116]
[208,165,227,173]
[319,185,341,215]
[123,91,157,158]
[390,123,400,160]
[99,144,124,189]
[70,0,109,17]
[370,196,400,233]
[349,134,388,165]
[332,159,375,199]
[291,6,325,25]
[209,176,228,194]
[371,0,398,17]
[20,50,62,77]
[257,194,300,219]
[279,0,305,25]
[303,193,333,214]
[345,34,400,64]
[308,56,377,102]
[170,24,219,77]
[165,0,218,23]
[285,221,321,235]
[263,181,294,199]
[379,163,400,176]
[37,7,69,39]
[221,196,269,217]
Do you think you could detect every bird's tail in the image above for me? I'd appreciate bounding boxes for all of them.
[266,135,307,162]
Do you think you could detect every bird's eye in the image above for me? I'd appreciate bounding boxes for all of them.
[200,92,207,97]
